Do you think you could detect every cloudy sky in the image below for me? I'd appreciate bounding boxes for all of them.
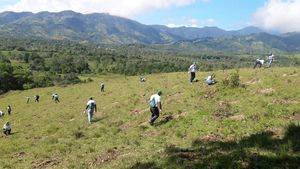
[0,0,299,33]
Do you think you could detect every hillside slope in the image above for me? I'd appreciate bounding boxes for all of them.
[0,67,299,168]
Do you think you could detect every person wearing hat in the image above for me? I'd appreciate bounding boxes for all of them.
[3,122,11,135]
[188,62,197,83]
[148,91,163,125]
[85,97,97,124]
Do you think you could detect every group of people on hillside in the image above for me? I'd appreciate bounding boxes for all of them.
[2,53,277,135]
[253,53,275,69]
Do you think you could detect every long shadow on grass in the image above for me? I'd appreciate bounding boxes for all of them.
[163,123,300,169]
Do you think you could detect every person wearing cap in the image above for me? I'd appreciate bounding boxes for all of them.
[85,97,97,124]
[188,62,197,83]
[148,91,163,125]
[3,122,11,135]
[267,53,274,68]
[253,59,264,69]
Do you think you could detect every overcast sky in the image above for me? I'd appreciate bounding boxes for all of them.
[0,0,299,33]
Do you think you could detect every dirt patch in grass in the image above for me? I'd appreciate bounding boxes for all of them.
[258,88,275,94]
[12,151,26,159]
[245,78,261,85]
[90,148,119,166]
[203,89,218,99]
[293,111,300,121]
[32,157,60,169]
[272,99,299,105]
[213,101,234,119]
[197,134,223,142]
[229,114,245,121]
[130,108,148,115]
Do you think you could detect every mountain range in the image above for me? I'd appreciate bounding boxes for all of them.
[0,11,299,51]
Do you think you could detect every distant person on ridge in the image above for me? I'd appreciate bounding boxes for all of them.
[253,59,264,69]
[140,76,146,83]
[85,97,97,124]
[3,122,11,136]
[267,53,275,68]
[148,91,163,125]
[52,93,60,103]
[7,105,12,115]
[34,95,40,102]
[26,96,30,103]
[188,62,197,83]
[205,74,216,85]
[100,82,105,92]
[0,110,4,118]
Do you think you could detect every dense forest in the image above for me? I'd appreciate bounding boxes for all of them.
[0,38,299,94]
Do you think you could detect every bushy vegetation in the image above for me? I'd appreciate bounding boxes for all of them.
[1,38,300,93]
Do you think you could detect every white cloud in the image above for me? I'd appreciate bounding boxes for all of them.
[252,0,300,33]
[166,18,215,28]
[0,0,198,17]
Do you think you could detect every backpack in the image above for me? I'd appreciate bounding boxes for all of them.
[149,97,156,108]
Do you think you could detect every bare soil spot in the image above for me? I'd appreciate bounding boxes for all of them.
[213,101,233,119]
[90,148,119,166]
[258,88,275,94]
[245,78,261,85]
[229,114,245,121]
[293,111,300,121]
[129,108,148,115]
[197,134,223,142]
[12,151,26,159]
[203,89,218,99]
[272,99,299,105]
[32,158,60,169]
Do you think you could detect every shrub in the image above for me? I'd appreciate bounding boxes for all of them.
[222,70,240,88]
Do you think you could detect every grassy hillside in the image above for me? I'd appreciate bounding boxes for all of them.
[0,67,299,169]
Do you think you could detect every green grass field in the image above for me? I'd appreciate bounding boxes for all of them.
[0,67,299,169]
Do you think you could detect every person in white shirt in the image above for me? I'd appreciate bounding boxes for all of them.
[148,91,162,125]
[188,62,197,83]
[100,82,105,92]
[52,93,60,103]
[85,97,97,124]
[0,111,4,117]
[253,59,264,69]
[3,122,11,135]
[267,53,274,68]
[205,74,216,85]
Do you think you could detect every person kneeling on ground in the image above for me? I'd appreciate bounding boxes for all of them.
[253,59,264,69]
[205,74,217,85]
[85,97,97,124]
[149,91,163,125]
[3,122,11,135]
